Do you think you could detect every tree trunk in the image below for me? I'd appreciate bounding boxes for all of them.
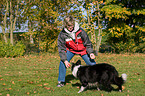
[29,20,34,44]
[2,0,9,43]
[10,0,19,45]
[97,29,102,51]
[96,1,102,52]
[10,0,14,45]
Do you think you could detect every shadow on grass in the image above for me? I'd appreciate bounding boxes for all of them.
[86,86,120,92]
[65,74,120,92]
[68,80,120,92]
[65,74,75,83]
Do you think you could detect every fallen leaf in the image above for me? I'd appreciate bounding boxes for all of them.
[12,81,15,84]
[3,83,6,85]
[26,92,29,95]
[66,83,69,85]
[134,72,140,75]
[122,86,125,90]
[44,83,48,85]
[44,87,50,90]
[27,80,34,84]
[37,84,42,86]
[129,61,131,63]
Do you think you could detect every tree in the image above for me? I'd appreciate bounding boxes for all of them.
[1,0,8,43]
[69,0,104,55]
[10,0,20,45]
[100,0,145,53]
[21,0,73,52]
[1,0,21,45]
[93,1,104,54]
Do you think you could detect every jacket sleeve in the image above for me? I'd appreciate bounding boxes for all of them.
[80,28,94,55]
[57,32,67,62]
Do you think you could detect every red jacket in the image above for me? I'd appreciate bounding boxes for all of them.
[65,29,87,55]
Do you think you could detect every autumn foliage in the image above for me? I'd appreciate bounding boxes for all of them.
[0,0,145,56]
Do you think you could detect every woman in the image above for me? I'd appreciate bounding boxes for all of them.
[57,15,96,87]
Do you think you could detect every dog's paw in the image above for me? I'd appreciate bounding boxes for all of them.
[78,86,86,93]
[119,90,122,92]
[78,90,82,93]
[97,88,100,91]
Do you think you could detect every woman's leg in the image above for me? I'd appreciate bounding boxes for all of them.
[81,54,96,66]
[58,50,75,82]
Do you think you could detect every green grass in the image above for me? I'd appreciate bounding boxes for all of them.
[0,53,145,96]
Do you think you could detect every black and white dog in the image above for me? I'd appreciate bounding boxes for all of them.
[71,60,127,93]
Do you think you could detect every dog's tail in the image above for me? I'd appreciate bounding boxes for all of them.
[114,73,127,92]
[121,73,127,82]
[114,73,127,86]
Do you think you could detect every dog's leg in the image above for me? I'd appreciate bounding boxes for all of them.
[97,86,100,91]
[96,82,100,91]
[118,85,122,92]
[78,86,86,93]
[97,87,100,91]
[107,84,113,92]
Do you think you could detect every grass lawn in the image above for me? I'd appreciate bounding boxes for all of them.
[0,53,145,96]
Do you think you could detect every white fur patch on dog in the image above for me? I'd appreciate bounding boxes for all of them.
[78,86,86,93]
[122,73,127,81]
[72,65,81,78]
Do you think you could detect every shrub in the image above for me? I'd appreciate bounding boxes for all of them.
[0,41,26,57]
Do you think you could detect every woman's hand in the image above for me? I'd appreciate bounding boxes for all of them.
[64,60,71,68]
[90,53,95,59]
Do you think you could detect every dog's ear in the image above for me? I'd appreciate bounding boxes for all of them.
[76,60,81,65]
[71,63,75,71]
[71,62,74,66]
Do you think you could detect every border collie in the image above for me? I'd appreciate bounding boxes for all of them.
[71,60,127,93]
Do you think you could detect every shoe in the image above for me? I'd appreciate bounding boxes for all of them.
[57,81,65,87]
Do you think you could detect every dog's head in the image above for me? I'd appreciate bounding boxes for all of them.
[71,60,81,71]
[71,60,81,78]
